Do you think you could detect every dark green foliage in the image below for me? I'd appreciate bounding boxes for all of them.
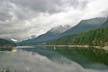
[0,39,16,46]
[53,47,108,66]
[0,39,16,51]
[0,68,10,72]
[48,27,108,46]
[77,47,108,65]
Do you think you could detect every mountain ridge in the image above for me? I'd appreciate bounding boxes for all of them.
[18,17,108,46]
[62,17,107,36]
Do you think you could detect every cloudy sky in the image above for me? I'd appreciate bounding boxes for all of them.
[0,0,108,41]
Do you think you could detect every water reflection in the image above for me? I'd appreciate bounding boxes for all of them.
[0,47,108,72]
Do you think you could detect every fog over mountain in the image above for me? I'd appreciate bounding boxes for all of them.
[0,0,108,41]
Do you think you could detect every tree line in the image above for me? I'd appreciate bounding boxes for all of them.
[47,27,108,47]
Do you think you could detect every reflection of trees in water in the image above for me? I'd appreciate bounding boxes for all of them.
[77,47,108,65]
[0,48,108,72]
[53,47,108,67]
[0,67,10,72]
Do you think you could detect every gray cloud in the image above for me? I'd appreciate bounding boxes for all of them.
[0,0,108,41]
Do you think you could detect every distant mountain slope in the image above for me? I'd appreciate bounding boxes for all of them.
[0,38,16,51]
[18,25,70,45]
[34,25,70,42]
[18,17,107,46]
[0,39,15,46]
[62,17,107,36]
[48,27,108,47]
[102,18,108,27]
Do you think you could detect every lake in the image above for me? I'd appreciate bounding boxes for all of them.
[0,46,108,72]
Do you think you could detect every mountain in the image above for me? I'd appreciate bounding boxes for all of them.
[34,25,70,41]
[18,25,70,45]
[0,38,16,51]
[62,17,107,36]
[18,17,107,46]
[102,18,108,27]
[47,27,108,47]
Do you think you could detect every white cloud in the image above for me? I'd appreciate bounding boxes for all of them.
[82,0,108,19]
[0,0,108,41]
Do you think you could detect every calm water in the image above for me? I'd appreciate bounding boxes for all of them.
[0,47,108,72]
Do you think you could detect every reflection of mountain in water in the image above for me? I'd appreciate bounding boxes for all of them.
[0,48,108,72]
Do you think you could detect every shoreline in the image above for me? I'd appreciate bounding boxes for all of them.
[34,45,108,50]
[8,45,108,51]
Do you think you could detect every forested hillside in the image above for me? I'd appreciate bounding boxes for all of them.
[18,17,108,46]
[47,27,108,47]
[0,39,16,51]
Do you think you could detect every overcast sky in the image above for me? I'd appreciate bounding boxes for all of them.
[0,0,108,41]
